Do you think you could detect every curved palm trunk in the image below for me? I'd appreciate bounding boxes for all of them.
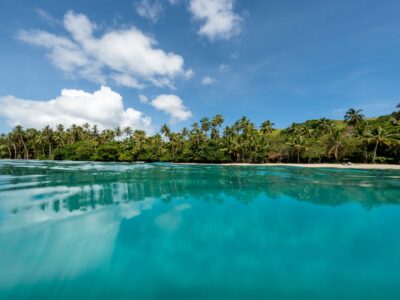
[364,144,368,164]
[372,140,379,163]
[48,142,52,159]
[6,145,11,159]
[12,143,17,159]
[334,144,339,162]
[22,142,28,159]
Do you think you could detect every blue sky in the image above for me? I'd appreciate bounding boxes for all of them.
[1,0,400,133]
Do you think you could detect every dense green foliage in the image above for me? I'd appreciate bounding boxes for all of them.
[1,105,400,164]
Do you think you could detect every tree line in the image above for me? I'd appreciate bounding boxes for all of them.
[1,104,399,164]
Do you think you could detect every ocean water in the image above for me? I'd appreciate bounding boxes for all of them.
[0,160,400,300]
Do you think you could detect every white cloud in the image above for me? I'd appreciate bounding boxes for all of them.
[219,64,229,72]
[136,0,164,23]
[0,86,152,131]
[139,94,149,103]
[111,73,144,89]
[189,0,243,40]
[17,11,189,89]
[150,94,192,122]
[36,9,63,27]
[184,68,195,79]
[201,76,217,85]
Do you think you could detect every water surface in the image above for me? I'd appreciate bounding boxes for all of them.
[0,160,400,299]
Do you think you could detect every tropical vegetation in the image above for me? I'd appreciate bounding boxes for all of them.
[1,105,399,164]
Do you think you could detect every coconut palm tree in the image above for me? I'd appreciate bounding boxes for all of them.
[287,136,306,163]
[100,129,115,144]
[12,125,29,159]
[0,133,11,159]
[316,118,333,134]
[114,126,122,140]
[181,127,189,139]
[82,122,91,137]
[42,125,54,158]
[190,122,205,147]
[160,124,171,141]
[367,126,400,163]
[92,125,99,141]
[55,124,65,149]
[344,108,365,127]
[123,126,133,139]
[260,120,275,135]
[211,114,224,139]
[68,124,82,144]
[200,117,210,136]
[328,128,343,162]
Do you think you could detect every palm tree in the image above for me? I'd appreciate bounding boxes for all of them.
[287,136,306,163]
[0,133,12,159]
[316,118,333,134]
[68,124,81,144]
[123,126,133,139]
[328,128,343,162]
[344,108,365,127]
[12,125,28,159]
[160,124,171,141]
[181,127,189,139]
[300,126,314,138]
[82,122,91,137]
[55,124,65,149]
[42,125,54,159]
[114,126,122,140]
[200,117,210,135]
[354,121,371,163]
[132,130,146,156]
[367,126,400,163]
[56,124,64,132]
[100,129,115,143]
[92,125,99,141]
[190,122,205,147]
[211,114,224,139]
[260,120,275,134]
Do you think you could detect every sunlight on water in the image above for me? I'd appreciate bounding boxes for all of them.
[0,160,400,299]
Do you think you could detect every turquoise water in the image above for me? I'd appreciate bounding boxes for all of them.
[0,160,400,300]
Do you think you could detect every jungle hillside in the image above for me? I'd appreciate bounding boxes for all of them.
[1,105,400,164]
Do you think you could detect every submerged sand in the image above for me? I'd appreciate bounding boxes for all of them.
[175,163,400,170]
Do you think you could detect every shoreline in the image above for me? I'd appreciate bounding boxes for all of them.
[1,159,400,170]
[174,162,400,170]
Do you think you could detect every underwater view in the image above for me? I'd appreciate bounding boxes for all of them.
[0,160,400,299]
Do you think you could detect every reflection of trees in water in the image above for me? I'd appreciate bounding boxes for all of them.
[2,163,400,215]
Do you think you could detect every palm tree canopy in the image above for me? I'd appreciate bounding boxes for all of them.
[344,108,365,126]
[260,120,275,134]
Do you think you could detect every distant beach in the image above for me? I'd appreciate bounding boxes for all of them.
[175,163,400,170]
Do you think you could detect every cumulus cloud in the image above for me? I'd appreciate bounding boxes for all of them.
[136,0,164,23]
[201,76,217,85]
[189,0,243,40]
[17,11,189,89]
[0,86,152,131]
[150,95,192,122]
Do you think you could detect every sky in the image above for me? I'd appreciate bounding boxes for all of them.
[1,0,400,133]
